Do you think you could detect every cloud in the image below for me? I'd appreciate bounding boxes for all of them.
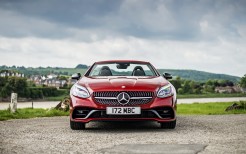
[1,0,245,40]
[0,0,245,76]
[0,9,72,39]
[0,35,245,76]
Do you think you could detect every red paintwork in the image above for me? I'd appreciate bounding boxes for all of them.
[78,76,168,93]
[70,60,176,123]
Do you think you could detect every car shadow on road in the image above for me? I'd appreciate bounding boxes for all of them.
[83,121,176,133]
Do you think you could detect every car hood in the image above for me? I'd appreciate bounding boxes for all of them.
[78,76,169,92]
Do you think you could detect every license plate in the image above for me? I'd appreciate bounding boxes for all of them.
[106,107,141,115]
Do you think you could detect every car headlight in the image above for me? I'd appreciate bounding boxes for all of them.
[157,84,173,98]
[71,84,90,98]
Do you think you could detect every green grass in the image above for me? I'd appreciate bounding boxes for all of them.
[177,101,246,115]
[0,108,69,121]
[178,93,246,99]
[0,102,245,121]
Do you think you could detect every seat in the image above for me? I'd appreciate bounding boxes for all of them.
[132,66,146,76]
[98,66,112,76]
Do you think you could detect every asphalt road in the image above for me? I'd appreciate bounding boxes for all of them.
[0,115,245,154]
[1,97,246,110]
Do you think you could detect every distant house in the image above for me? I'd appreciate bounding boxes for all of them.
[0,70,24,77]
[28,74,75,88]
[61,80,67,87]
[215,86,242,93]
[0,73,5,77]
[233,86,243,93]
[215,86,234,93]
[47,74,58,79]
[68,78,77,85]
[241,88,246,93]
[28,75,46,85]
[44,78,56,87]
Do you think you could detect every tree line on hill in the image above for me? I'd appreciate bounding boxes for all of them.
[0,75,245,100]
[0,65,89,77]
[169,77,237,94]
[75,64,89,69]
[0,65,240,82]
[158,69,240,83]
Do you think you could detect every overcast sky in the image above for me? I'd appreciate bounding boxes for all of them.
[0,0,245,76]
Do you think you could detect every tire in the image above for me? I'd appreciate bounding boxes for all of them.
[160,120,176,129]
[70,120,85,130]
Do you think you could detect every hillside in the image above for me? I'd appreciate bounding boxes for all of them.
[0,65,241,83]
[158,69,240,82]
[0,66,87,77]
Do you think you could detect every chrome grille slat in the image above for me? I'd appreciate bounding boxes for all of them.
[93,91,154,106]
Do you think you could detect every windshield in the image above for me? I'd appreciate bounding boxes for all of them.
[88,62,157,77]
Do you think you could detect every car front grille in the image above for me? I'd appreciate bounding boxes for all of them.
[93,91,154,97]
[93,91,154,106]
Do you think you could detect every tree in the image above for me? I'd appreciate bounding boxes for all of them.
[58,76,68,81]
[203,85,215,93]
[0,77,28,98]
[178,88,184,94]
[182,80,192,94]
[75,64,88,69]
[240,74,246,88]
[189,81,202,94]
[0,77,6,87]
[170,76,182,90]
[15,77,28,97]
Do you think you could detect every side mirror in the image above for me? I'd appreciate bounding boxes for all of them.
[71,73,81,80]
[163,72,172,80]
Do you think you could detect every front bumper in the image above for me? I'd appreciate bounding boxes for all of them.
[70,95,176,123]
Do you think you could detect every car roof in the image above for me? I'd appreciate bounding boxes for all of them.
[95,60,150,64]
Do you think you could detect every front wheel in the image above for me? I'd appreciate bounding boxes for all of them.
[70,120,85,130]
[160,120,176,129]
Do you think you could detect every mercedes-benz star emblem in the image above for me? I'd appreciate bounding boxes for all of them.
[117,92,130,105]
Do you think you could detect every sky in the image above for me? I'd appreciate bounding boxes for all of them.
[0,0,245,77]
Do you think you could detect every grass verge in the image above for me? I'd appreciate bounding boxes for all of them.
[177,101,246,115]
[0,108,69,121]
[0,102,245,121]
[178,93,246,99]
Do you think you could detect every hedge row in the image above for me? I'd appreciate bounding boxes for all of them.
[25,87,67,99]
[0,77,70,99]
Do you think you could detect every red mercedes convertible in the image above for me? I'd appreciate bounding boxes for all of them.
[70,60,177,129]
